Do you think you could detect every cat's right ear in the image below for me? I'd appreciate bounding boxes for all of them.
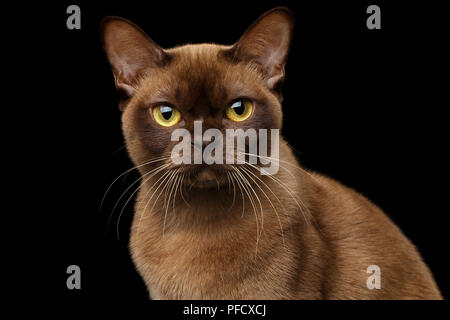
[101,17,169,110]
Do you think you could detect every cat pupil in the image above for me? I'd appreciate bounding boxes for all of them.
[160,106,173,120]
[232,101,245,115]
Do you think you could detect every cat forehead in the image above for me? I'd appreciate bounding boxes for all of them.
[167,43,259,85]
[167,44,231,84]
[168,43,227,59]
[136,43,265,106]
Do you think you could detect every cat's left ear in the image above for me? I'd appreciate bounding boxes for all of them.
[227,7,294,92]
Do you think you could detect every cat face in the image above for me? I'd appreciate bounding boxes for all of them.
[102,8,294,188]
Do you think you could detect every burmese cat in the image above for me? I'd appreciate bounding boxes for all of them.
[101,7,442,299]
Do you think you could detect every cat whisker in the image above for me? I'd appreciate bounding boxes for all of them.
[266,170,312,226]
[215,175,221,191]
[239,151,324,187]
[115,162,171,239]
[231,168,260,258]
[230,170,245,218]
[114,162,170,216]
[237,153,313,227]
[241,164,284,208]
[137,170,174,232]
[163,169,181,236]
[238,152,297,180]
[172,171,183,212]
[234,167,265,243]
[179,173,190,208]
[105,144,127,158]
[225,171,237,212]
[105,161,169,236]
[240,165,286,249]
[100,154,172,211]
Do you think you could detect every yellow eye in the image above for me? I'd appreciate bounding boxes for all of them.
[225,99,253,122]
[152,105,181,127]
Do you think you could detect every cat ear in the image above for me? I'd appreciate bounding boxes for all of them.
[101,17,169,109]
[228,7,294,91]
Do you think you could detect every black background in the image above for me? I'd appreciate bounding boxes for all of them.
[18,0,448,313]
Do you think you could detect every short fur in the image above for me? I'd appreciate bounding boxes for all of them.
[101,8,442,299]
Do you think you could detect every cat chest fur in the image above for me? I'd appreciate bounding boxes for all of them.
[129,195,304,299]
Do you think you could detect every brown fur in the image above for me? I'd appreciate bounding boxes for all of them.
[101,8,442,299]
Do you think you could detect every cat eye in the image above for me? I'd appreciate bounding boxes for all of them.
[152,104,181,127]
[225,99,253,122]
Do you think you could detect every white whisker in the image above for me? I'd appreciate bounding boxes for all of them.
[115,163,171,239]
[241,165,286,248]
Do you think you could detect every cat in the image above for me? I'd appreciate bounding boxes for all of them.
[101,7,442,299]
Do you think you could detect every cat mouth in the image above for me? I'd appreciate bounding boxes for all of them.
[180,164,230,189]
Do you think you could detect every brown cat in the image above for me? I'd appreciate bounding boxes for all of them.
[101,8,442,299]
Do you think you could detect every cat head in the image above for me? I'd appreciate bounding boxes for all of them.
[101,7,294,188]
